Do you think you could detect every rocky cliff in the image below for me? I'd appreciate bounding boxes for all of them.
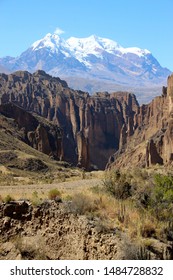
[0,70,139,170]
[107,73,173,169]
[0,102,63,160]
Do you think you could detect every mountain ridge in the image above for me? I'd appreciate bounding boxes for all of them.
[0,32,171,103]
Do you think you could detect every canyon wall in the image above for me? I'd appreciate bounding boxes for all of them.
[1,70,173,170]
[107,73,173,169]
[0,102,63,160]
[0,70,139,170]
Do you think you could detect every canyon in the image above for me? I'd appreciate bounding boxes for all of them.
[1,70,173,260]
[0,70,139,170]
[1,69,173,171]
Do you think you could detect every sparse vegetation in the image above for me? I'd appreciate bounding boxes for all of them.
[100,168,173,256]
[48,188,61,200]
[1,166,173,260]
[31,191,42,206]
[4,194,14,203]
[14,235,47,260]
[69,192,98,215]
[103,169,132,199]
[120,233,151,260]
[149,174,173,221]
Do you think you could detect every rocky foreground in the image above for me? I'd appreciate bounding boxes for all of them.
[0,199,172,260]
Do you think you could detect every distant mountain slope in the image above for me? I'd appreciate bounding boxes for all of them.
[0,32,171,103]
[0,63,10,74]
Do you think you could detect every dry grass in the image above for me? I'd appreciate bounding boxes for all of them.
[13,235,47,260]
[0,166,172,251]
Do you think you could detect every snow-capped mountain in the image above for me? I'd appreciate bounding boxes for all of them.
[67,35,151,60]
[0,32,171,102]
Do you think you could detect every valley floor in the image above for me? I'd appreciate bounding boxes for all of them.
[0,178,102,201]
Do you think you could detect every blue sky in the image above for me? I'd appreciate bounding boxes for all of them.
[1,0,173,70]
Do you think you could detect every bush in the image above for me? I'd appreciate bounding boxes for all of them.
[149,174,173,221]
[31,191,42,206]
[14,235,48,260]
[4,194,14,203]
[48,188,61,200]
[69,193,98,215]
[120,233,151,260]
[103,170,132,199]
[153,174,173,202]
[140,221,156,238]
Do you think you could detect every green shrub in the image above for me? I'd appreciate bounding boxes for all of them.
[153,174,173,202]
[149,174,173,221]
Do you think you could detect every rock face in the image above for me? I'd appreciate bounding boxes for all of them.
[0,200,171,260]
[0,200,172,260]
[0,70,139,170]
[0,102,63,160]
[0,200,120,260]
[3,201,32,220]
[107,73,173,169]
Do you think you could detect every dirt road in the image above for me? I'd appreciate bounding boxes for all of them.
[0,178,102,198]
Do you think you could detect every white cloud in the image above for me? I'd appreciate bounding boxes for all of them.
[54,27,65,35]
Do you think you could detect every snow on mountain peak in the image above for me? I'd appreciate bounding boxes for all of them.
[0,31,170,100]
[31,32,151,59]
[66,35,151,59]
[119,46,151,57]
[31,32,67,53]
[67,35,121,55]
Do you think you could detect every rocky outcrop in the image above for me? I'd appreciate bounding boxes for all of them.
[2,201,32,220]
[107,73,173,169]
[0,70,139,170]
[0,200,170,260]
[0,102,63,160]
[0,200,120,260]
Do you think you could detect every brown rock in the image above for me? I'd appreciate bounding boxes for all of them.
[0,102,63,160]
[0,71,139,170]
[0,242,22,260]
[107,73,173,169]
[3,201,32,220]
